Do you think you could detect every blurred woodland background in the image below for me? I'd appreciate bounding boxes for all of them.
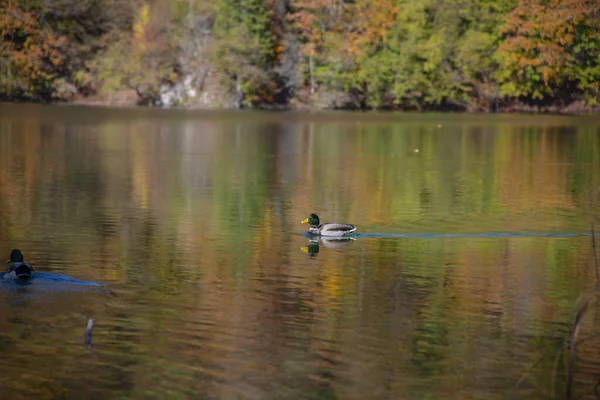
[1,0,599,111]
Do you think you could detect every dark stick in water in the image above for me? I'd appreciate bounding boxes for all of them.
[565,187,600,399]
[519,188,600,398]
[85,318,95,351]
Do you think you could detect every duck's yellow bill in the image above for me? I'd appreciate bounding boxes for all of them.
[300,246,309,253]
[301,218,309,224]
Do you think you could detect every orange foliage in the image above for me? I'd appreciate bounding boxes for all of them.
[288,0,344,55]
[0,1,68,96]
[498,0,598,85]
[271,26,285,64]
[289,0,399,68]
[346,0,399,58]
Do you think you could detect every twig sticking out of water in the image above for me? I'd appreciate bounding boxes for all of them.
[591,187,600,283]
[564,187,600,399]
[514,352,548,397]
[592,224,599,289]
[566,296,591,399]
[551,345,563,400]
[518,188,600,398]
[85,318,95,351]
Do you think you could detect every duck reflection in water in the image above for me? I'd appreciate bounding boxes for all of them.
[301,237,355,256]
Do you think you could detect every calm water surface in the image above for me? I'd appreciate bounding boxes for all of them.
[0,103,599,399]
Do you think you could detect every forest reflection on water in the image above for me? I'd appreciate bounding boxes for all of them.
[0,103,599,399]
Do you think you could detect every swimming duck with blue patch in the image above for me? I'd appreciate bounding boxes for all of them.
[4,249,35,280]
[301,213,357,237]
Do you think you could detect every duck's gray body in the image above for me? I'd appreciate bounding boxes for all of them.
[4,261,34,280]
[308,223,357,237]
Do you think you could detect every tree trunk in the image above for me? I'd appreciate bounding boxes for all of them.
[309,43,315,95]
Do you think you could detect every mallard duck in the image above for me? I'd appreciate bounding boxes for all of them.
[4,249,34,280]
[301,213,357,237]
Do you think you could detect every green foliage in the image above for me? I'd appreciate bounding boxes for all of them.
[211,0,275,106]
[496,0,600,104]
[327,0,515,109]
[0,0,599,110]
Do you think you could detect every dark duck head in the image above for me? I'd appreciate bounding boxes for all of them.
[301,213,320,228]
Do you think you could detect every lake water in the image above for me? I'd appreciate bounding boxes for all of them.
[0,103,599,399]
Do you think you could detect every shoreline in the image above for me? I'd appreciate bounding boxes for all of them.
[2,95,600,116]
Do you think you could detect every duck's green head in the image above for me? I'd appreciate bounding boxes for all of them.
[7,249,24,263]
[301,213,320,227]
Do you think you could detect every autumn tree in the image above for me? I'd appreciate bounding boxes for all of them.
[0,1,68,100]
[0,0,138,100]
[334,0,513,109]
[497,0,600,105]
[288,0,349,102]
[91,2,176,105]
[339,0,399,108]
